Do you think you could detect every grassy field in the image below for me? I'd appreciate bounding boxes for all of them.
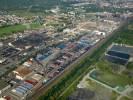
[0,23,42,37]
[86,79,119,100]
[90,70,132,88]
[9,10,48,18]
[128,24,133,30]
[120,97,131,100]
[127,62,133,70]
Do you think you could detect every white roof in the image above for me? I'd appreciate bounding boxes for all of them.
[32,74,43,81]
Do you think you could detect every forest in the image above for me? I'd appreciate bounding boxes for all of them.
[0,0,61,10]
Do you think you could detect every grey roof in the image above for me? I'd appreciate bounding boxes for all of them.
[110,45,133,55]
[0,80,9,90]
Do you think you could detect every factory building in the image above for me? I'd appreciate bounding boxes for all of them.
[36,49,60,67]
[105,43,133,65]
[13,66,32,80]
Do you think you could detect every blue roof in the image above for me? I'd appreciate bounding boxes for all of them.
[22,84,32,90]
[36,53,52,61]
[24,82,33,87]
[110,45,133,55]
[78,42,88,47]
[21,82,33,90]
[15,89,24,95]
[57,44,66,49]
[80,40,90,44]
[16,88,26,94]
[105,55,128,65]
[18,86,28,91]
[38,55,47,61]
[107,50,130,60]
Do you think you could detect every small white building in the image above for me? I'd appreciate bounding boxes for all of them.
[0,58,6,64]
[0,42,3,47]
[93,30,106,36]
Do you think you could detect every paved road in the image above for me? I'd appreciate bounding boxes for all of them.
[117,86,133,100]
[28,22,126,100]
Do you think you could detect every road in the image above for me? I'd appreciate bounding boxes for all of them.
[28,22,124,100]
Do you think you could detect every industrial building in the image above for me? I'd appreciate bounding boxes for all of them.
[36,49,60,67]
[0,46,20,62]
[10,33,48,50]
[13,66,32,80]
[105,44,133,65]
[31,74,43,82]
[0,8,122,100]
[11,81,34,97]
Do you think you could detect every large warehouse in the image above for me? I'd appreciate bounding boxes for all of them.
[13,66,32,80]
[105,44,133,65]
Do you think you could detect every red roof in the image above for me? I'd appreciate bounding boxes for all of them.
[4,96,11,100]
[25,79,38,86]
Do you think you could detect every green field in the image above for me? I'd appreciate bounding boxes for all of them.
[120,97,131,100]
[0,23,42,37]
[128,25,133,30]
[90,70,133,88]
[85,79,120,100]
